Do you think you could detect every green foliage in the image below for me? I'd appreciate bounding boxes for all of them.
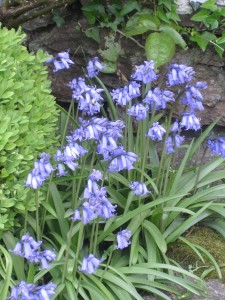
[81,0,225,68]
[3,58,225,299]
[0,25,59,232]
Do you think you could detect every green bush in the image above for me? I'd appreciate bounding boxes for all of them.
[0,25,59,232]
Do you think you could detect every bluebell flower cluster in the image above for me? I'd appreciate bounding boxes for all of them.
[72,169,116,224]
[69,76,104,115]
[127,103,149,122]
[146,122,166,141]
[207,138,225,158]
[167,64,195,86]
[131,60,158,84]
[116,230,132,249]
[86,57,105,78]
[143,87,175,111]
[129,181,150,196]
[79,254,103,274]
[25,153,54,189]
[166,121,185,154]
[111,81,141,106]
[9,281,56,300]
[10,233,56,270]
[46,51,74,72]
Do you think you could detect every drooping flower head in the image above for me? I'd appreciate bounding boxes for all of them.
[46,51,74,72]
[10,232,42,259]
[129,181,150,196]
[207,137,225,158]
[131,60,158,84]
[166,134,185,154]
[10,233,56,270]
[76,85,104,115]
[86,57,105,78]
[111,86,133,106]
[116,230,132,249]
[108,146,138,172]
[167,63,195,86]
[182,82,207,112]
[146,122,166,141]
[9,281,56,300]
[79,254,103,274]
[25,153,55,189]
[180,113,201,131]
[127,103,149,122]
[143,87,175,110]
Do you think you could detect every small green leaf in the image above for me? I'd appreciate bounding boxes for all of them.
[190,31,216,51]
[1,91,14,99]
[145,32,175,68]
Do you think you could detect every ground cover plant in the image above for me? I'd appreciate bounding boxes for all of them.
[1,42,225,299]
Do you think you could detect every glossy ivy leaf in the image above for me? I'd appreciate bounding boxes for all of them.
[190,31,216,51]
[145,32,175,68]
[159,25,187,49]
[125,10,160,37]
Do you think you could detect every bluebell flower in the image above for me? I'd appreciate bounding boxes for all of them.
[95,197,116,219]
[207,138,225,158]
[127,103,149,122]
[29,249,56,270]
[146,122,166,141]
[25,169,45,189]
[97,133,119,160]
[86,57,105,78]
[111,86,133,106]
[63,157,78,172]
[111,81,141,106]
[131,60,158,84]
[82,202,97,224]
[116,230,132,249]
[89,169,103,181]
[77,86,104,115]
[25,153,54,189]
[72,117,108,141]
[108,146,138,172]
[143,87,175,110]
[127,81,141,99]
[174,134,185,147]
[69,77,88,99]
[167,63,195,86]
[170,120,180,133]
[71,209,82,222]
[10,232,42,259]
[9,281,56,300]
[64,140,88,159]
[166,134,185,154]
[180,113,201,131]
[166,136,175,154]
[79,254,103,274]
[129,181,150,196]
[182,82,207,111]
[46,51,74,72]
[56,163,68,177]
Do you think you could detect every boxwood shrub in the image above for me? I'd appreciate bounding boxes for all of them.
[0,25,59,233]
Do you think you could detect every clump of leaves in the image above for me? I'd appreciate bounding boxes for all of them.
[0,25,59,232]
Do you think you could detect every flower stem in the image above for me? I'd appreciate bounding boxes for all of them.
[35,189,40,241]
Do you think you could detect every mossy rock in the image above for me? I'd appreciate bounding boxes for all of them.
[168,227,225,281]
